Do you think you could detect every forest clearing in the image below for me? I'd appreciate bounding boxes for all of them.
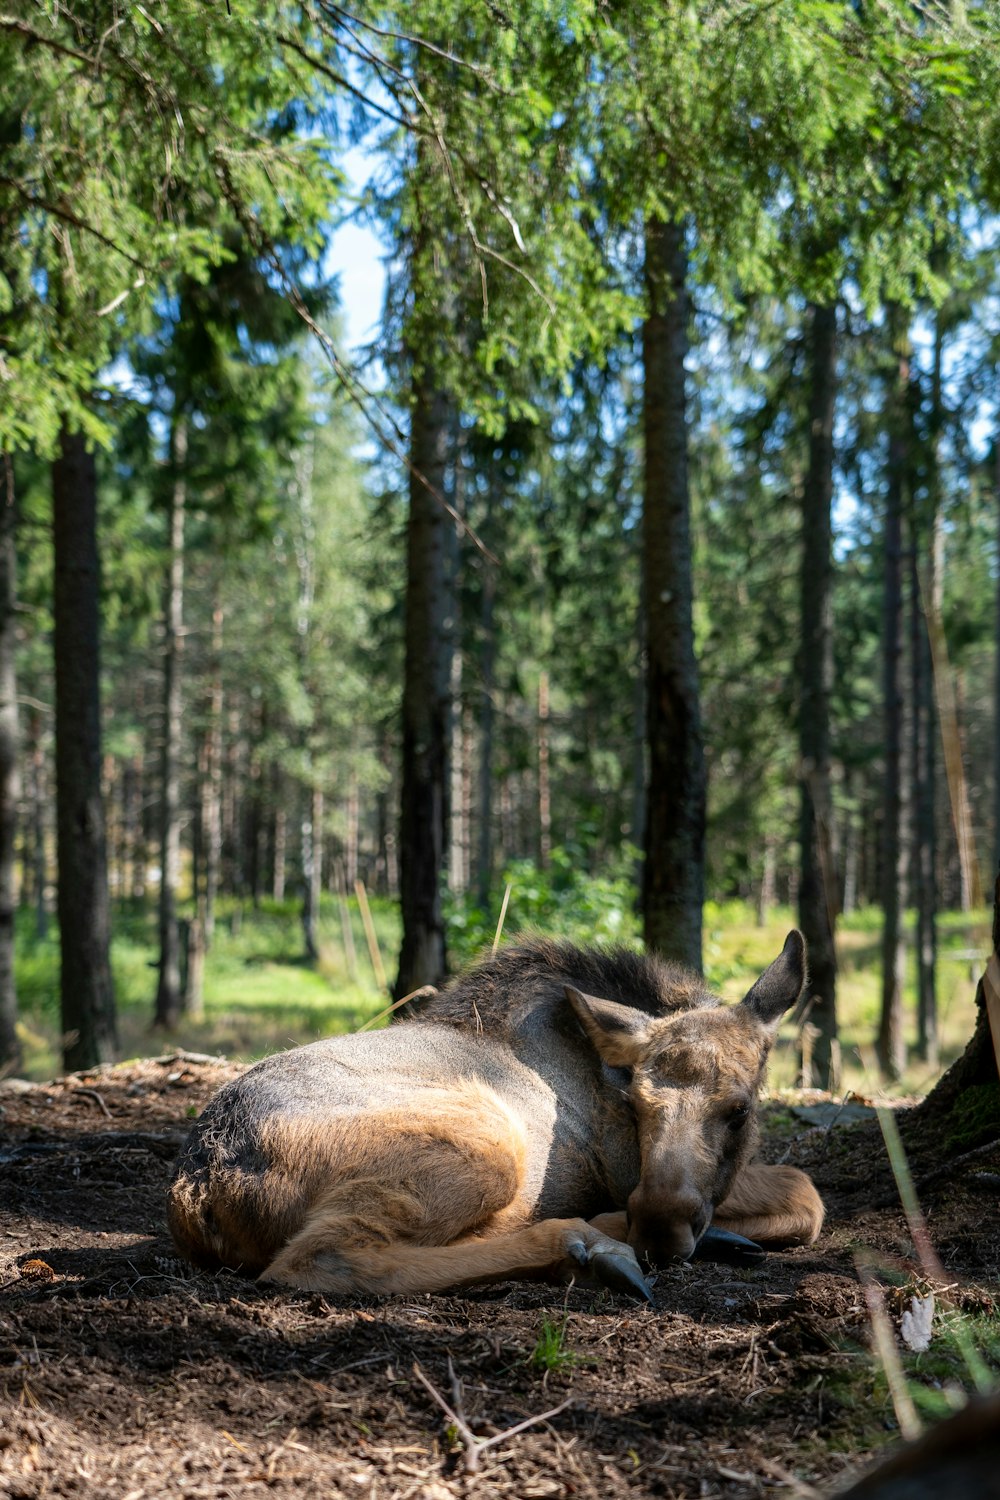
[3,0,1000,1495]
[3,900,1000,1497]
[1,1027,998,1499]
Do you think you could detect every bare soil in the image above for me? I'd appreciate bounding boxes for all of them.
[0,1056,997,1500]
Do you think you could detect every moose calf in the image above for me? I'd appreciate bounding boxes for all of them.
[168,933,824,1301]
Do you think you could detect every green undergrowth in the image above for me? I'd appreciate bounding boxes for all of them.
[11,871,992,1092]
[528,1313,588,1374]
[824,1306,1000,1452]
[13,894,400,1078]
[444,844,642,967]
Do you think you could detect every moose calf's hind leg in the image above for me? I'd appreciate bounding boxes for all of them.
[262,1092,529,1294]
[714,1163,824,1246]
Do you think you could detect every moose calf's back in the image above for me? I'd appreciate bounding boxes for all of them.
[168,935,824,1297]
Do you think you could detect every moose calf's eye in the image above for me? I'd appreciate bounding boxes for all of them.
[727,1104,750,1131]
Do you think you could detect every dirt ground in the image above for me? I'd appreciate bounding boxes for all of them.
[0,1054,997,1500]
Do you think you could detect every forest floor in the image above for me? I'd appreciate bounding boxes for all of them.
[0,1055,997,1500]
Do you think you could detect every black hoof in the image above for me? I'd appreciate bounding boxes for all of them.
[591,1248,655,1304]
[692,1225,766,1266]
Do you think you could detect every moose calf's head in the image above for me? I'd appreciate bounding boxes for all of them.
[565,931,807,1265]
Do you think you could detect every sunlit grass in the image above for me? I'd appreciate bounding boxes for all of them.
[13,894,399,1078]
[12,887,990,1091]
[705,902,988,1099]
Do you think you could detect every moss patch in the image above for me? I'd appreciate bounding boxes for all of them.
[943,1083,1000,1154]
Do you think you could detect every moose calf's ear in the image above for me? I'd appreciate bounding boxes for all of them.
[564,985,653,1067]
[740,930,808,1029]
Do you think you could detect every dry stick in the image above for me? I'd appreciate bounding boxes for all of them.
[70,1088,111,1118]
[492,882,513,957]
[354,986,438,1034]
[858,1043,946,1284]
[412,1358,574,1477]
[354,879,388,994]
[872,1100,946,1284]
[861,1046,993,1393]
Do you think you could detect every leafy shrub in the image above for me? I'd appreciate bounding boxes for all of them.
[445,846,641,967]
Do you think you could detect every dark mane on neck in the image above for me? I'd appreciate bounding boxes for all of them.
[412,938,717,1039]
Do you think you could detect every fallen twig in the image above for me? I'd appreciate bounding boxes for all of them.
[71,1088,112,1118]
[412,1357,574,1475]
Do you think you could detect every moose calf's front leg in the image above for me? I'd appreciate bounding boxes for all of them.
[590,1164,824,1267]
[263,1209,652,1300]
[714,1163,824,1246]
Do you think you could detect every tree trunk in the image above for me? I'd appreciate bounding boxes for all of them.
[301,783,323,963]
[877,317,910,1082]
[797,301,839,1088]
[204,600,223,944]
[913,318,942,1067]
[841,771,859,916]
[27,707,48,939]
[758,834,777,928]
[221,706,241,898]
[449,642,466,892]
[0,454,20,1072]
[918,871,1000,1129]
[641,215,705,971]
[538,671,552,870]
[272,781,286,903]
[128,675,147,906]
[346,777,360,891]
[631,558,648,872]
[994,424,1000,884]
[396,365,451,998]
[477,540,497,909]
[52,423,117,1071]
[154,417,187,1031]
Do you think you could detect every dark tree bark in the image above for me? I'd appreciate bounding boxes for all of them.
[537,671,551,870]
[797,301,839,1088]
[444,417,467,897]
[52,423,117,1071]
[301,783,323,963]
[203,599,223,945]
[631,554,647,874]
[27,707,48,938]
[154,417,187,1030]
[476,513,497,909]
[918,871,1000,1126]
[396,364,451,998]
[912,321,941,1067]
[877,317,910,1082]
[0,454,20,1072]
[271,771,287,903]
[374,731,396,898]
[641,215,705,971]
[994,427,1000,885]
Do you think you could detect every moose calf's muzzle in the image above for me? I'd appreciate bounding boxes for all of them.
[626,1182,711,1264]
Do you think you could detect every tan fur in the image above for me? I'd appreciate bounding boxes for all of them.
[714,1162,826,1245]
[168,935,824,1296]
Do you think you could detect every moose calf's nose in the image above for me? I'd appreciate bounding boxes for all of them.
[626,1189,709,1266]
